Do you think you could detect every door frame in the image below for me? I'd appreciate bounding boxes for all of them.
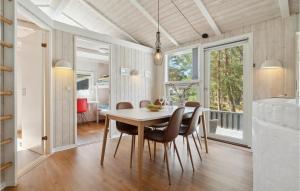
[73,36,112,145]
[15,5,53,177]
[199,33,253,147]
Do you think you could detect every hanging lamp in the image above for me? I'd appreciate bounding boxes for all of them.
[154,0,163,65]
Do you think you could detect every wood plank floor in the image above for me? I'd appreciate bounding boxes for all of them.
[6,135,252,191]
[77,122,105,146]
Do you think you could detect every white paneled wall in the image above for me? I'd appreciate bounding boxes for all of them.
[110,44,154,109]
[164,15,299,100]
[52,30,75,148]
[52,30,154,148]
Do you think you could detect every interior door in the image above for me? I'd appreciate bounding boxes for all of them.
[20,29,45,154]
[203,39,252,146]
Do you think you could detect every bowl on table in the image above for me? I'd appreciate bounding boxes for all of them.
[146,104,162,112]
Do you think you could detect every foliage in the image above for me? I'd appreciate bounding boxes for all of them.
[209,46,243,112]
[167,50,198,102]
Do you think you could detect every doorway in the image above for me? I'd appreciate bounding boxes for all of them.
[75,37,111,146]
[202,35,253,146]
[15,16,49,174]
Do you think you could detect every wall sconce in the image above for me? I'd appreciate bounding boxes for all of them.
[130,69,139,76]
[54,59,73,69]
[261,59,282,69]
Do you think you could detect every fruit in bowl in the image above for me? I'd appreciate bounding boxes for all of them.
[146,104,162,112]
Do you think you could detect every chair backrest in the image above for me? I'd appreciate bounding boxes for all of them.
[77,98,88,113]
[139,100,151,108]
[164,107,185,142]
[185,101,201,107]
[116,102,133,110]
[185,106,202,135]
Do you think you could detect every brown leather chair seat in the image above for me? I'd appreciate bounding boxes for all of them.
[144,129,165,142]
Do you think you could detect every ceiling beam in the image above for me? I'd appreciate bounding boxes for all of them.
[52,0,71,19]
[192,0,222,36]
[78,0,139,43]
[278,0,290,18]
[128,0,179,46]
[63,13,87,29]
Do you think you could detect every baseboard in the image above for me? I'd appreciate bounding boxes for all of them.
[1,182,6,191]
[52,144,77,152]
[17,155,48,178]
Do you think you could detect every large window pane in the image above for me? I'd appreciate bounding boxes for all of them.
[167,48,198,81]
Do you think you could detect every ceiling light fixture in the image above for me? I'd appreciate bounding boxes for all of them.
[154,0,163,65]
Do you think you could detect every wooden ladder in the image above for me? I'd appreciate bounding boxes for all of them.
[0,162,13,171]
[0,15,13,25]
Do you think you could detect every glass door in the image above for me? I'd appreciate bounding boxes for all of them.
[203,39,252,146]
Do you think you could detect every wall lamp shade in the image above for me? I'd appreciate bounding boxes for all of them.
[261,59,282,69]
[54,59,73,69]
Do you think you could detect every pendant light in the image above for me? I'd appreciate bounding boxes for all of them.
[154,0,163,65]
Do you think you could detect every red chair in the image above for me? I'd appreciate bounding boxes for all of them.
[77,98,88,124]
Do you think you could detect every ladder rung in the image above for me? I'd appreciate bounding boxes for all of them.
[0,65,13,72]
[1,162,13,171]
[0,115,13,121]
[0,138,13,146]
[0,91,13,96]
[0,41,13,48]
[0,15,13,25]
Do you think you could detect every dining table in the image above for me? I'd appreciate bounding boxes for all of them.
[100,106,209,190]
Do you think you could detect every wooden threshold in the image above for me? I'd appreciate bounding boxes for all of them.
[1,162,13,171]
[0,41,13,48]
[0,138,13,146]
[0,65,13,72]
[207,137,251,149]
[0,90,13,96]
[0,114,13,121]
[0,15,13,25]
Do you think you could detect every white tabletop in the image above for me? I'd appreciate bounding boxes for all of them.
[101,106,209,122]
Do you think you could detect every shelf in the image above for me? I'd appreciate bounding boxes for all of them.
[0,115,13,121]
[0,91,13,96]
[0,138,13,146]
[0,15,13,25]
[0,41,13,48]
[1,162,13,171]
[0,65,13,72]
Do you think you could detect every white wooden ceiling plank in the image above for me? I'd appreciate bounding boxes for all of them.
[192,0,222,35]
[77,0,139,43]
[128,0,179,46]
[52,0,71,19]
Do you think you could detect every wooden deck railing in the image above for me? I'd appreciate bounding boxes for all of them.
[210,110,243,130]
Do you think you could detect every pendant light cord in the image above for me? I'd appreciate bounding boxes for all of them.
[158,0,160,32]
[170,0,202,37]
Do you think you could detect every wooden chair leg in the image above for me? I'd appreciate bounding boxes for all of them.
[147,139,152,160]
[195,130,203,149]
[186,136,195,172]
[164,143,171,185]
[130,135,135,168]
[154,141,157,161]
[114,133,123,158]
[192,134,202,161]
[173,140,183,172]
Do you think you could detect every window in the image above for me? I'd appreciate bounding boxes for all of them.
[165,48,199,104]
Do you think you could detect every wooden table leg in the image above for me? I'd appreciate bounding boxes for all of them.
[100,115,110,165]
[201,113,208,153]
[137,122,144,190]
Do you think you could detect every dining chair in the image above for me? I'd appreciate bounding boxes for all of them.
[179,106,202,172]
[144,107,185,185]
[114,102,152,168]
[77,98,88,125]
[139,100,151,108]
[183,101,202,149]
